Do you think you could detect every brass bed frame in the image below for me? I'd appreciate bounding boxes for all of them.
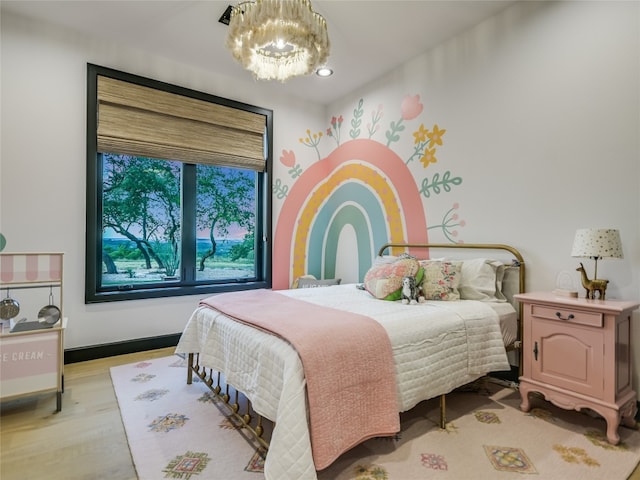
[186,242,525,454]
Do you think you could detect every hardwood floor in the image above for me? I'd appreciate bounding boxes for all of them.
[0,347,174,480]
[2,347,640,479]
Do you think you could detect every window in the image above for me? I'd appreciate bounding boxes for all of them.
[86,64,272,303]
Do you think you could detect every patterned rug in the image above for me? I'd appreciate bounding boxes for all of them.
[111,355,640,479]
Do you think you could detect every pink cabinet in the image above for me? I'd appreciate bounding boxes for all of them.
[516,292,639,445]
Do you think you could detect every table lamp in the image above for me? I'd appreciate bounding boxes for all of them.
[571,228,623,299]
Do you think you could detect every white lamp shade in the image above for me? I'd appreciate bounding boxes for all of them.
[571,228,623,259]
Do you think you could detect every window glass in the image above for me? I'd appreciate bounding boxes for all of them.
[102,154,182,287]
[195,164,257,282]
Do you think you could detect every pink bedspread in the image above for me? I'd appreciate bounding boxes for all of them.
[199,289,400,470]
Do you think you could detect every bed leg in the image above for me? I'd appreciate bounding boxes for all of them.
[223,384,230,403]
[232,390,240,413]
[256,415,264,437]
[439,394,446,429]
[242,402,252,425]
[214,372,221,394]
[187,353,194,385]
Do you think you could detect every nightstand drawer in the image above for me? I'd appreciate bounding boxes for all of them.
[530,304,603,328]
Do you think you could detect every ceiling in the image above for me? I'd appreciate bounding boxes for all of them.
[2,0,517,105]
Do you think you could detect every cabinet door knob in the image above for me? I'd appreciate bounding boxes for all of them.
[533,341,539,361]
[555,312,575,321]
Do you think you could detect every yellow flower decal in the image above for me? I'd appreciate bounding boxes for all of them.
[427,124,446,147]
[420,148,437,168]
[299,129,324,160]
[407,123,447,166]
[299,129,323,145]
[413,123,428,144]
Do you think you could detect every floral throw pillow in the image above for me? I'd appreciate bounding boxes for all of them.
[364,257,422,300]
[419,260,461,301]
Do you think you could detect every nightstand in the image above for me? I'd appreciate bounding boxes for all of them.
[515,292,640,445]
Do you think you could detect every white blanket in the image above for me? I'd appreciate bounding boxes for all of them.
[176,284,510,480]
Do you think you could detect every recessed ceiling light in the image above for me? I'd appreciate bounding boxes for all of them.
[316,67,333,77]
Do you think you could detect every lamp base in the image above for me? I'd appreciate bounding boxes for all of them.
[581,283,608,300]
[576,262,609,300]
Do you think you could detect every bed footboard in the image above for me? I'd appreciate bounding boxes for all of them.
[186,352,270,451]
[186,351,449,458]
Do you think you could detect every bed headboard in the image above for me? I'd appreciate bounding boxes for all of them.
[376,242,525,302]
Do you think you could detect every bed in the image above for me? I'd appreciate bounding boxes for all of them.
[175,242,525,480]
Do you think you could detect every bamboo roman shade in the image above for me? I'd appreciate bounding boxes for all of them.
[97,76,266,171]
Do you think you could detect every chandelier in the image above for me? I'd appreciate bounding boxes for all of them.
[226,0,330,82]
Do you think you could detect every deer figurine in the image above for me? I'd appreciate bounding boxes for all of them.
[576,262,609,300]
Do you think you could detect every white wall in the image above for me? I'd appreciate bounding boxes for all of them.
[0,11,324,350]
[324,0,639,299]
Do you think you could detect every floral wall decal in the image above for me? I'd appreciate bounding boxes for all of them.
[367,104,384,139]
[428,203,466,243]
[420,171,463,198]
[272,94,466,289]
[349,99,364,139]
[407,124,446,167]
[299,129,324,161]
[326,115,343,146]
[385,94,423,146]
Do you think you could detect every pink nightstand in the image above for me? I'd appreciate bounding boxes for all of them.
[515,292,640,445]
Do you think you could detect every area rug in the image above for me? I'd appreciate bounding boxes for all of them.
[111,355,640,479]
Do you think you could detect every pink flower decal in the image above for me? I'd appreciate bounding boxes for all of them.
[386,94,424,147]
[426,203,466,243]
[280,150,296,168]
[328,115,344,145]
[401,95,423,121]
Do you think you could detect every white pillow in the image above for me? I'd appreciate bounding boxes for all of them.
[372,255,397,265]
[296,277,342,288]
[458,258,507,302]
[500,265,520,305]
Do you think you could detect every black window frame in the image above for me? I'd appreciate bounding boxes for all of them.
[85,64,272,303]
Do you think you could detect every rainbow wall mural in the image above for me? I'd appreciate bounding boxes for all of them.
[272,95,464,290]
